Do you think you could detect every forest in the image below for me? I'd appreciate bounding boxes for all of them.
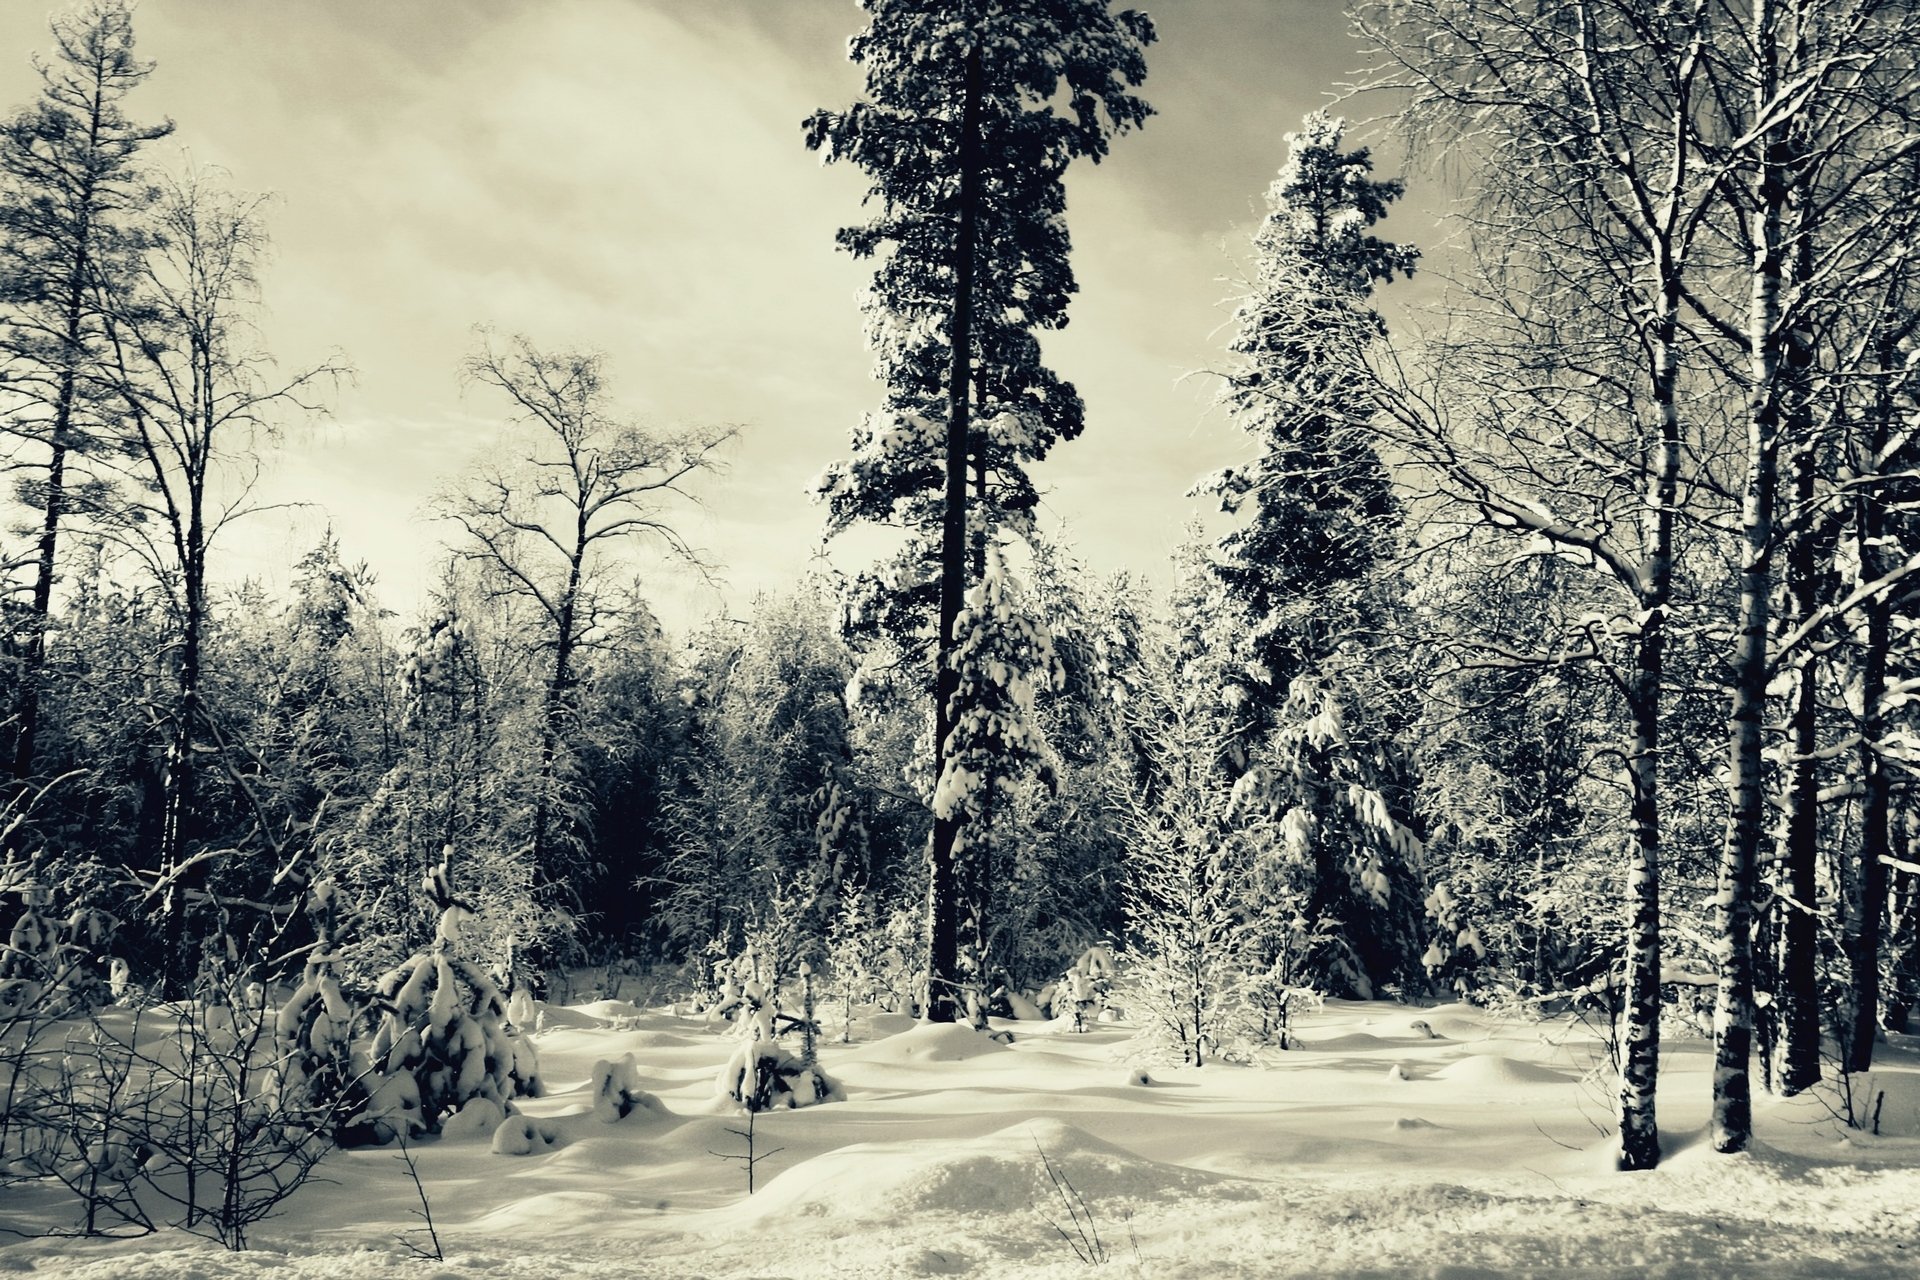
[4,1,1920,1275]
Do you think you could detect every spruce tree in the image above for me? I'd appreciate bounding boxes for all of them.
[1194,112,1416,749]
[1194,114,1421,1000]
[806,0,1153,1021]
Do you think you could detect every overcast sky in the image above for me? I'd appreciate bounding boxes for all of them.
[0,0,1432,636]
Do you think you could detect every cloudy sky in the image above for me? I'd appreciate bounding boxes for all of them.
[0,0,1432,635]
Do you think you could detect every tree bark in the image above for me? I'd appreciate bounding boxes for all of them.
[1618,258,1680,1170]
[1843,335,1898,1072]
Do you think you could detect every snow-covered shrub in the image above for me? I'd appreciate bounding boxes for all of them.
[490,1114,559,1155]
[825,881,884,1040]
[590,1054,661,1123]
[1048,944,1118,1033]
[0,858,116,1019]
[272,879,374,1144]
[367,856,541,1138]
[714,979,840,1112]
[442,1096,506,1139]
[1236,956,1322,1051]
[0,875,56,1017]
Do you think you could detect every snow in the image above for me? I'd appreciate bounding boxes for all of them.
[8,996,1920,1277]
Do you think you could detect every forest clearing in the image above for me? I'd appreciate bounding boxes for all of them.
[8,986,1920,1279]
[6,0,1920,1273]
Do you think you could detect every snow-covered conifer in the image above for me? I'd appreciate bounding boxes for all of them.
[366,855,540,1138]
[825,881,884,1041]
[934,548,1063,1017]
[807,0,1154,1021]
[714,978,840,1113]
[273,878,373,1143]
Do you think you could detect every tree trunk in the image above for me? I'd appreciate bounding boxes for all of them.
[1711,0,1788,1153]
[1618,235,1681,1171]
[1885,815,1919,1034]
[159,511,206,998]
[13,75,108,786]
[14,286,83,785]
[926,37,984,1025]
[1843,335,1898,1072]
[1775,440,1821,1096]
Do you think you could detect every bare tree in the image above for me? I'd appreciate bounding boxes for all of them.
[1701,0,1920,1149]
[96,168,342,994]
[443,332,730,979]
[1361,0,1732,1171]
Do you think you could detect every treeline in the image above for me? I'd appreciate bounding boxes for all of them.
[2,0,1919,1181]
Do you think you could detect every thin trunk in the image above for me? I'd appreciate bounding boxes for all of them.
[159,513,204,998]
[1776,440,1821,1095]
[1711,0,1787,1153]
[1844,337,1897,1071]
[529,524,585,976]
[1775,162,1822,1094]
[1618,268,1679,1170]
[1885,813,1919,1033]
[926,36,983,1025]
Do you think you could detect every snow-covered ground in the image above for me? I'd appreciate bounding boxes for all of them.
[8,998,1920,1278]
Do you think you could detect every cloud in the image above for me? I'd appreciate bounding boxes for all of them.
[0,0,1421,632]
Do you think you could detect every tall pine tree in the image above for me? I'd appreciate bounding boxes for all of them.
[806,0,1152,1021]
[0,0,170,784]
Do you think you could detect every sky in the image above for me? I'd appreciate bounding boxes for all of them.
[0,0,1434,637]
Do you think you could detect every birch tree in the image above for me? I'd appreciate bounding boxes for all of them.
[98,171,340,994]
[1362,0,1729,1170]
[1702,0,1920,1148]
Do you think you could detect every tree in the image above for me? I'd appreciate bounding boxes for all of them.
[1701,0,1920,1149]
[1361,0,1732,1169]
[806,0,1153,1022]
[443,333,729,980]
[97,169,340,994]
[0,0,170,784]
[1116,623,1253,1067]
[1193,111,1415,765]
[1365,0,1920,1157]
[1189,112,1424,1001]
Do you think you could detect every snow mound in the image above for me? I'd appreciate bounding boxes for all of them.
[491,1114,561,1155]
[1433,1053,1569,1087]
[441,1096,507,1139]
[864,1011,920,1037]
[573,998,648,1021]
[1004,992,1047,1021]
[1308,1031,1391,1051]
[847,1022,1012,1064]
[734,1118,1218,1224]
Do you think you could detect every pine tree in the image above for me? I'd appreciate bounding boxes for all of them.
[1186,118,1423,1001]
[806,0,1153,1021]
[0,0,171,784]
